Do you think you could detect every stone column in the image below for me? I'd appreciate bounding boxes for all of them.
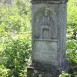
[27,0,68,77]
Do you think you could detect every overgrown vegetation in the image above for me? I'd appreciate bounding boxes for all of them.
[59,71,71,77]
[67,0,77,69]
[0,0,31,77]
[65,0,77,76]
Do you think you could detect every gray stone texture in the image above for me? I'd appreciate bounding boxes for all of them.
[27,0,68,77]
[32,3,67,68]
[27,66,60,77]
[31,0,68,4]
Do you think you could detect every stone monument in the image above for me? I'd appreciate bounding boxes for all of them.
[27,0,68,77]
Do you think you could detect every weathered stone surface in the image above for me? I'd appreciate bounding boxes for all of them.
[31,0,68,4]
[32,4,67,68]
[27,0,68,77]
[27,66,60,77]
[33,40,58,65]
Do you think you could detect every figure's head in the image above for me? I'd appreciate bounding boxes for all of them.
[45,9,49,16]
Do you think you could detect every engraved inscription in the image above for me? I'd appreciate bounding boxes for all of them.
[33,40,58,65]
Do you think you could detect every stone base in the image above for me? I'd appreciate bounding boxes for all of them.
[27,66,60,77]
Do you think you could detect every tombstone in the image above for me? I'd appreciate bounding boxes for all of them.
[27,0,68,77]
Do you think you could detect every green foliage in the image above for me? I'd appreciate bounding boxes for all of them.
[66,0,77,74]
[0,0,31,77]
[67,0,77,39]
[0,37,31,77]
[67,0,77,65]
[19,68,27,77]
[66,40,77,65]
[0,65,10,77]
[59,71,71,77]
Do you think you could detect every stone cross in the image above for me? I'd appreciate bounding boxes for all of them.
[27,0,68,77]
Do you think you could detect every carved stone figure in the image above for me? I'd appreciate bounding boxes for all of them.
[39,9,51,39]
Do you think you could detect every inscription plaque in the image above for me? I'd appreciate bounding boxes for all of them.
[32,40,58,65]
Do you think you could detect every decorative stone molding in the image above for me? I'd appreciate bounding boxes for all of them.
[31,0,68,4]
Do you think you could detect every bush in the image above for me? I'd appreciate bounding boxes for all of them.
[67,0,77,39]
[0,0,31,77]
[66,0,77,65]
[0,37,31,77]
[66,0,77,74]
[0,65,10,77]
[59,71,71,77]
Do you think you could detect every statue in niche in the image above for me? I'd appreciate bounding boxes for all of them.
[34,8,57,39]
[39,9,52,39]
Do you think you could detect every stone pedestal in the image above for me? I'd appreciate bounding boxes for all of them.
[27,0,68,77]
[27,66,60,77]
